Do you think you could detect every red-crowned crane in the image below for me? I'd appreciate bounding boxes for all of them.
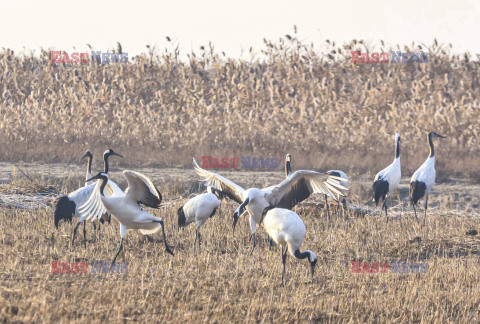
[78,171,174,267]
[373,133,401,220]
[410,131,446,224]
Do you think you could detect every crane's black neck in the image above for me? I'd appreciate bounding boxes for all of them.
[395,138,400,159]
[87,155,93,175]
[103,153,110,174]
[238,197,250,215]
[428,133,435,158]
[285,160,292,177]
[294,249,311,260]
[99,177,108,196]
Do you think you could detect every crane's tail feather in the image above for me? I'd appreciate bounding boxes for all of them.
[177,207,186,227]
[410,181,426,206]
[54,196,76,228]
[140,224,161,235]
[372,180,389,206]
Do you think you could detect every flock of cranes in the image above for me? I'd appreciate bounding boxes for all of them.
[53,131,445,284]
[373,131,446,224]
[54,149,124,247]
[78,170,174,265]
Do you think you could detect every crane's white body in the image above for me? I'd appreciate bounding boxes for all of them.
[261,208,317,283]
[262,208,314,260]
[105,181,124,197]
[410,157,436,195]
[374,158,401,194]
[182,193,220,229]
[374,133,401,195]
[372,133,402,220]
[80,170,163,235]
[101,196,160,233]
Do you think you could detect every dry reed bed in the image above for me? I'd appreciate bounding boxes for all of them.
[1,169,480,322]
[0,37,479,178]
[1,195,480,322]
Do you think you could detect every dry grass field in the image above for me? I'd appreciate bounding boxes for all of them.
[1,163,480,322]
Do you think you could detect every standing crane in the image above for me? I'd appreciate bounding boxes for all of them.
[177,192,220,253]
[410,131,446,224]
[373,133,401,219]
[260,206,317,285]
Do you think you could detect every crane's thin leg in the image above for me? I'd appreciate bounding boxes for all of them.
[110,237,124,268]
[82,221,87,248]
[384,198,389,223]
[249,233,256,256]
[424,195,429,227]
[268,237,274,250]
[92,221,97,243]
[155,220,174,256]
[281,246,288,286]
[72,222,81,247]
[193,230,198,254]
[325,195,330,219]
[198,231,201,252]
[413,204,418,220]
[195,229,201,254]
[98,221,101,242]
[336,197,341,215]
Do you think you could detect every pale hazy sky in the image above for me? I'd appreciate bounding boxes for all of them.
[1,0,479,58]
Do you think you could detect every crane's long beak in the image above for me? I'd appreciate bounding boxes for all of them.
[233,197,249,232]
[85,176,98,183]
[232,212,239,232]
[112,152,124,158]
[438,134,446,139]
[311,262,316,279]
[81,153,90,160]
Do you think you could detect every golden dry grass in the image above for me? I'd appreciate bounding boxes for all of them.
[0,37,479,179]
[1,166,480,322]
